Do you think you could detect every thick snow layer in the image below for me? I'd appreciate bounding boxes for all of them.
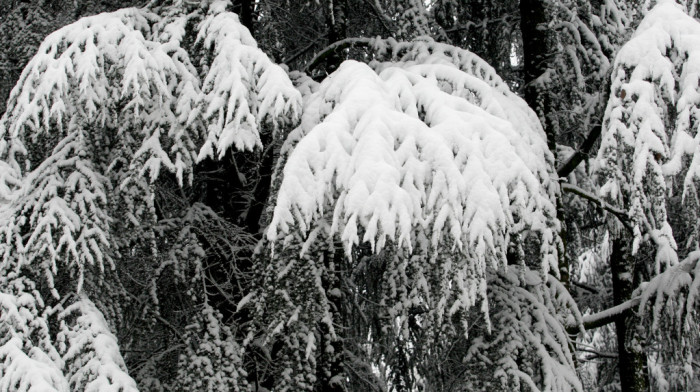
[269,54,559,275]
[58,297,138,392]
[0,279,69,392]
[0,1,301,186]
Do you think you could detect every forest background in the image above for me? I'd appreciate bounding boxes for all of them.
[1,0,700,391]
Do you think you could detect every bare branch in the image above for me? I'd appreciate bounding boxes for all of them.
[571,280,600,294]
[303,37,376,73]
[560,182,632,232]
[577,347,618,359]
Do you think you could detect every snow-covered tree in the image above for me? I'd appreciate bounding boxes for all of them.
[0,0,299,389]
[0,276,68,392]
[593,0,700,389]
[5,0,700,390]
[256,38,575,391]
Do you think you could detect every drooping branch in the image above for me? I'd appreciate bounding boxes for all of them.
[560,183,632,232]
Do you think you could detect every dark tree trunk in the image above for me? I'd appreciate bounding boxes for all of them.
[520,0,569,288]
[520,0,554,150]
[316,248,347,392]
[323,0,349,73]
[232,0,255,34]
[610,238,649,392]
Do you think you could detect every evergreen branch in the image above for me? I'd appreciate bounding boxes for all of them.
[560,182,632,232]
[557,69,612,178]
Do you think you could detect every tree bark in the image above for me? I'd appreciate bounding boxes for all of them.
[520,0,570,288]
[322,0,349,74]
[610,238,649,392]
[232,0,255,34]
[316,247,347,392]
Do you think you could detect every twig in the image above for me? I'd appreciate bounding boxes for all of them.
[283,40,322,65]
[304,37,376,73]
[577,347,618,359]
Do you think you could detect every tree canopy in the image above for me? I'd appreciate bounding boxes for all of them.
[1,0,700,391]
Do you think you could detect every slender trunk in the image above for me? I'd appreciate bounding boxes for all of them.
[520,0,569,288]
[232,0,255,34]
[323,0,349,73]
[610,238,649,392]
[316,247,346,392]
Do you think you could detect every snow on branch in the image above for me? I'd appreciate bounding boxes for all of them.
[270,54,558,273]
[0,0,301,294]
[596,0,700,265]
[0,0,301,185]
[0,277,68,392]
[464,267,583,392]
[305,36,516,96]
[636,250,700,389]
[262,42,561,390]
[195,1,301,161]
[57,296,138,392]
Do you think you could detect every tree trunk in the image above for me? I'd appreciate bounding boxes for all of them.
[232,0,255,34]
[520,0,569,288]
[323,0,349,73]
[610,238,649,392]
[316,247,347,392]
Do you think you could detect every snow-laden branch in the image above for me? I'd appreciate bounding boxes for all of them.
[0,0,302,295]
[567,295,640,334]
[595,0,700,260]
[263,41,568,391]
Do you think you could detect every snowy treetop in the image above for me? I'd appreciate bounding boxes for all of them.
[0,0,301,295]
[596,0,700,264]
[269,48,559,275]
[0,0,301,184]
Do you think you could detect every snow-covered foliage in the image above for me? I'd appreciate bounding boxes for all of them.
[195,0,301,160]
[260,38,567,390]
[547,0,634,150]
[594,1,700,388]
[596,0,700,266]
[463,267,584,392]
[270,40,559,270]
[175,304,246,392]
[0,277,68,392]
[637,250,700,390]
[57,296,138,392]
[0,1,299,390]
[0,0,299,295]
